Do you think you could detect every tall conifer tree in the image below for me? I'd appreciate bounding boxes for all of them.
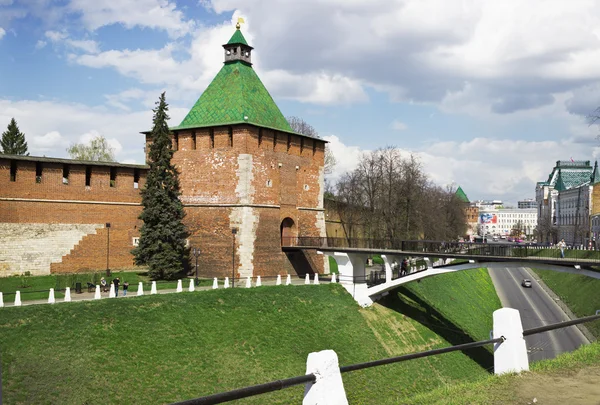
[1,118,29,155]
[133,92,189,279]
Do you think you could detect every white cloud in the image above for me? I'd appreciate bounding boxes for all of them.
[32,131,67,151]
[44,30,100,54]
[0,27,5,40]
[35,40,47,49]
[323,134,367,181]
[45,30,68,42]
[67,39,99,54]
[67,0,195,38]
[391,120,408,131]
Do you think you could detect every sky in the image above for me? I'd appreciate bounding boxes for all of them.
[2,0,600,205]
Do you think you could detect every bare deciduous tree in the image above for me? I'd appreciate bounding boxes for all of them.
[287,116,337,175]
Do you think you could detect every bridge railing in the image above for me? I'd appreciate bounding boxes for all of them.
[284,237,600,263]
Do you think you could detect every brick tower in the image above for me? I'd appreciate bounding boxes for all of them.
[153,24,328,278]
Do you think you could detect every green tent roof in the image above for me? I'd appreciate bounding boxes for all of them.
[554,170,567,191]
[227,29,249,46]
[455,186,470,203]
[174,60,293,133]
[591,161,600,184]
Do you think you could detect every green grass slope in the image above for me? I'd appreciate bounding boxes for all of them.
[530,268,600,338]
[0,269,501,404]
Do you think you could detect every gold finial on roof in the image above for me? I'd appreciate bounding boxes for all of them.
[236,17,245,30]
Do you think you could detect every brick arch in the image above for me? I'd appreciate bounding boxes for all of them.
[280,217,297,247]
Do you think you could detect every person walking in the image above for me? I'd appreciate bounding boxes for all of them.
[123,281,129,296]
[558,239,566,258]
[113,277,120,297]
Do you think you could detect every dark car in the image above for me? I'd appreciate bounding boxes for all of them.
[521,279,532,288]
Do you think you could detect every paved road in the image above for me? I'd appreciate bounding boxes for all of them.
[488,264,589,362]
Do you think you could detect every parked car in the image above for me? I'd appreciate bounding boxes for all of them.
[521,279,532,288]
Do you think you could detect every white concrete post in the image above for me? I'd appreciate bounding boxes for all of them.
[224,277,230,289]
[94,285,101,300]
[14,291,22,306]
[245,276,252,288]
[137,282,144,296]
[286,274,292,285]
[176,279,183,293]
[213,278,219,289]
[256,276,262,287]
[331,273,337,283]
[305,274,310,285]
[313,273,320,285]
[150,281,157,294]
[109,283,116,298]
[276,275,282,285]
[48,288,55,304]
[0,292,4,307]
[188,279,195,292]
[303,350,348,405]
[381,255,401,282]
[492,308,529,375]
[423,257,431,270]
[64,287,71,302]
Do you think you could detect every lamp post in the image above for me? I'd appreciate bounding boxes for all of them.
[105,222,111,277]
[231,228,238,288]
[192,247,200,285]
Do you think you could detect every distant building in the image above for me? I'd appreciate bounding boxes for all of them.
[518,199,536,209]
[478,208,537,238]
[455,186,478,239]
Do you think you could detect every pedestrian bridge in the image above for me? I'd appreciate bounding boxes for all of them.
[282,237,600,307]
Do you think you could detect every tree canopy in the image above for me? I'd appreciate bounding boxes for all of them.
[1,118,29,155]
[133,92,189,280]
[67,135,115,161]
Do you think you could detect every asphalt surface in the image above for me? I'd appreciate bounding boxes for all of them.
[488,264,589,362]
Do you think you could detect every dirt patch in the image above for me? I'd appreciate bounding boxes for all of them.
[513,366,600,405]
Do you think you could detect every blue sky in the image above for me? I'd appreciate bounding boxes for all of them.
[2,0,600,205]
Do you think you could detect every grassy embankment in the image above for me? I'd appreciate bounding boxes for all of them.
[0,271,217,302]
[0,269,501,404]
[529,268,600,338]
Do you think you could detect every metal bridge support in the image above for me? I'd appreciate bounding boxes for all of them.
[492,308,529,375]
[381,254,403,281]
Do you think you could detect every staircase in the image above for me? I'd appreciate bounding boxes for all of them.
[0,223,102,276]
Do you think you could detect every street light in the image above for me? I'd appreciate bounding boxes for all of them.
[105,222,111,277]
[192,247,200,285]
[231,228,238,288]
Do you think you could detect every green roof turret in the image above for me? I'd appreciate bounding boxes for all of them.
[455,186,470,203]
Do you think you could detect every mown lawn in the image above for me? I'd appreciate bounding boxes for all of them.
[0,270,503,404]
[530,268,600,338]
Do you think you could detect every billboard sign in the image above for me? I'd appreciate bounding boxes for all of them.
[480,213,497,224]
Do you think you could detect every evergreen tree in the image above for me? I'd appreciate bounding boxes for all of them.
[133,92,189,279]
[1,118,29,155]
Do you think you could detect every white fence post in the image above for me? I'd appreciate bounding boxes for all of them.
[176,280,183,293]
[14,291,22,306]
[188,279,195,292]
[246,276,252,288]
[331,273,337,283]
[224,277,230,289]
[150,281,157,294]
[305,274,310,285]
[0,292,3,307]
[492,308,529,375]
[303,350,348,405]
[137,282,144,296]
[256,276,262,287]
[109,283,116,298]
[276,275,282,285]
[64,287,71,302]
[48,288,55,304]
[94,285,101,300]
[286,274,292,285]
[213,278,219,289]
[313,274,320,285]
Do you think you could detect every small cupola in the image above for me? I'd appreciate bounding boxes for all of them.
[223,19,253,65]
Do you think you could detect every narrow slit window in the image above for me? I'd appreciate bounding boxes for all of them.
[62,165,70,185]
[312,140,317,156]
[210,129,215,148]
[110,168,117,187]
[36,162,43,183]
[134,169,140,189]
[258,129,263,147]
[228,126,233,147]
[85,166,92,187]
[173,133,179,151]
[287,135,291,152]
[9,161,16,182]
[192,132,197,150]
[273,132,278,150]
[300,138,304,154]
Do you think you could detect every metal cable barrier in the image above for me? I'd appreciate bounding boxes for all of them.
[170,312,600,405]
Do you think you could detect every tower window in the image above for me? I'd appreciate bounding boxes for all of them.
[300,138,304,154]
[258,129,263,146]
[134,169,140,189]
[85,166,92,187]
[36,162,43,183]
[192,132,197,150]
[273,132,278,150]
[110,168,117,187]
[62,165,70,185]
[210,129,215,148]
[9,161,16,182]
[173,132,179,151]
[228,126,233,147]
[287,135,291,152]
[312,140,317,156]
